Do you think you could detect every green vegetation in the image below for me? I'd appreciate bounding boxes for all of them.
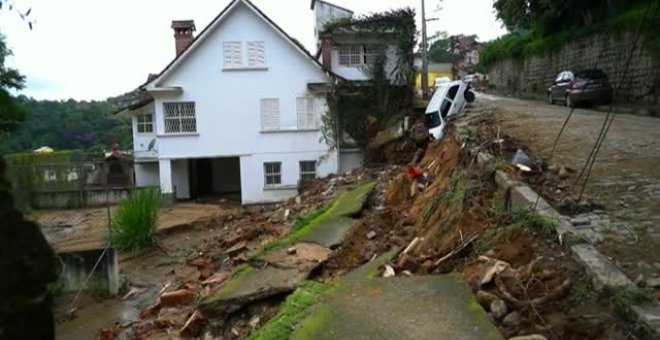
[477,208,557,253]
[428,33,453,63]
[110,188,162,251]
[6,96,131,154]
[248,281,326,340]
[568,274,592,306]
[481,0,660,67]
[321,9,416,148]
[610,286,651,313]
[0,34,27,145]
[255,207,330,256]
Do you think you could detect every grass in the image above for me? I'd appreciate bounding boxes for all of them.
[568,275,592,306]
[110,187,162,252]
[610,286,651,313]
[248,281,326,340]
[476,208,557,253]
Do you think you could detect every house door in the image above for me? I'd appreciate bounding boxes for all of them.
[190,158,213,198]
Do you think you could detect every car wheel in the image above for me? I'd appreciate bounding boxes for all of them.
[547,93,554,105]
[464,90,475,103]
[566,94,576,108]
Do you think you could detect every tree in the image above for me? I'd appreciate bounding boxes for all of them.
[428,32,452,63]
[0,34,27,137]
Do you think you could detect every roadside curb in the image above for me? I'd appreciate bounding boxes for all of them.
[476,152,660,336]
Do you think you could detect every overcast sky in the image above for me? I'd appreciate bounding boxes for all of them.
[0,0,507,100]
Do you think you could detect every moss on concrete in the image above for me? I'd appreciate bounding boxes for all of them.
[203,265,255,303]
[290,304,332,340]
[248,281,326,340]
[254,181,377,257]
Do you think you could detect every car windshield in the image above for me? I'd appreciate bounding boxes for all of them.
[574,69,607,80]
[425,111,442,128]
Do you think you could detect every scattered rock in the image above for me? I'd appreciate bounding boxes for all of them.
[382,264,396,278]
[508,335,548,340]
[490,299,508,319]
[645,278,660,288]
[476,290,500,308]
[570,217,590,226]
[547,164,558,172]
[558,166,570,179]
[295,196,302,205]
[224,241,248,257]
[366,230,378,240]
[286,247,297,255]
[638,261,652,271]
[560,197,578,211]
[201,272,230,286]
[160,289,195,307]
[503,311,522,326]
[397,254,420,271]
[268,208,290,223]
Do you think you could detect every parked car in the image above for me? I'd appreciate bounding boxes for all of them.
[425,80,475,139]
[548,69,613,108]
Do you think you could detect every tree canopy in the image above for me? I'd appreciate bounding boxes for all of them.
[0,34,27,136]
[428,33,452,63]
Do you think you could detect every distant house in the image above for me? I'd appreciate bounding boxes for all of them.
[450,34,480,79]
[312,0,402,83]
[118,0,341,205]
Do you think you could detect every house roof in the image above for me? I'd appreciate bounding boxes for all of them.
[144,0,341,89]
[310,0,353,14]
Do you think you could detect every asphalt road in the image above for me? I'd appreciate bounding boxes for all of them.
[476,92,660,281]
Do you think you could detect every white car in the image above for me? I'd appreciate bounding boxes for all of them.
[425,80,475,139]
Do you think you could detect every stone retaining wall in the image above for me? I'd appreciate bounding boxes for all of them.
[487,32,660,104]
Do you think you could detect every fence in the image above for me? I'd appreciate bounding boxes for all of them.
[6,156,134,210]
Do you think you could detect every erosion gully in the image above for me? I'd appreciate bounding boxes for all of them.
[56,109,644,340]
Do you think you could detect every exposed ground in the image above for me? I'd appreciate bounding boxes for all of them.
[36,202,241,252]
[477,93,660,288]
[53,102,656,340]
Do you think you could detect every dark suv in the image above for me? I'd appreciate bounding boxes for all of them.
[548,69,613,107]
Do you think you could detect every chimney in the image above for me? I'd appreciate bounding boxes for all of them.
[320,35,332,69]
[171,20,196,57]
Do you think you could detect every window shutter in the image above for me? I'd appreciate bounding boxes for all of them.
[260,98,280,130]
[247,41,266,67]
[297,97,315,129]
[223,42,242,68]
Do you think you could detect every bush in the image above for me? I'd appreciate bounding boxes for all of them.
[110,187,162,251]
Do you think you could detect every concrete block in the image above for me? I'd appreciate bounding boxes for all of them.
[631,303,660,336]
[476,152,494,166]
[510,185,540,210]
[59,247,119,296]
[570,244,633,291]
[494,170,519,190]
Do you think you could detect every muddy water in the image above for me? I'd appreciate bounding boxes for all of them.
[56,288,157,339]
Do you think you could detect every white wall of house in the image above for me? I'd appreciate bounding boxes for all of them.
[135,162,160,187]
[313,1,352,42]
[171,159,190,199]
[131,102,159,161]
[212,157,241,193]
[147,1,337,204]
[330,43,398,81]
[239,149,337,204]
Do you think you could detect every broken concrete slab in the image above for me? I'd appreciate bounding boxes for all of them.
[198,265,312,318]
[258,242,331,269]
[291,274,503,340]
[570,244,633,291]
[495,170,520,190]
[297,216,355,248]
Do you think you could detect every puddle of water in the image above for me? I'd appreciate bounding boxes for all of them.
[56,288,158,339]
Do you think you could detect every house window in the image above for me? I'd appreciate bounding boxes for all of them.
[299,161,316,181]
[223,41,242,68]
[264,162,281,186]
[296,97,315,129]
[338,44,384,67]
[247,41,266,67]
[164,102,197,133]
[136,114,154,133]
[260,98,280,130]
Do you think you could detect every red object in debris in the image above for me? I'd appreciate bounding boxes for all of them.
[99,327,116,340]
[160,289,195,307]
[406,166,424,179]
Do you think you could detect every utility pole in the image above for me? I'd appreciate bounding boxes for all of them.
[421,0,429,99]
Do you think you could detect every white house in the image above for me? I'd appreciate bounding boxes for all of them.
[120,0,341,205]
